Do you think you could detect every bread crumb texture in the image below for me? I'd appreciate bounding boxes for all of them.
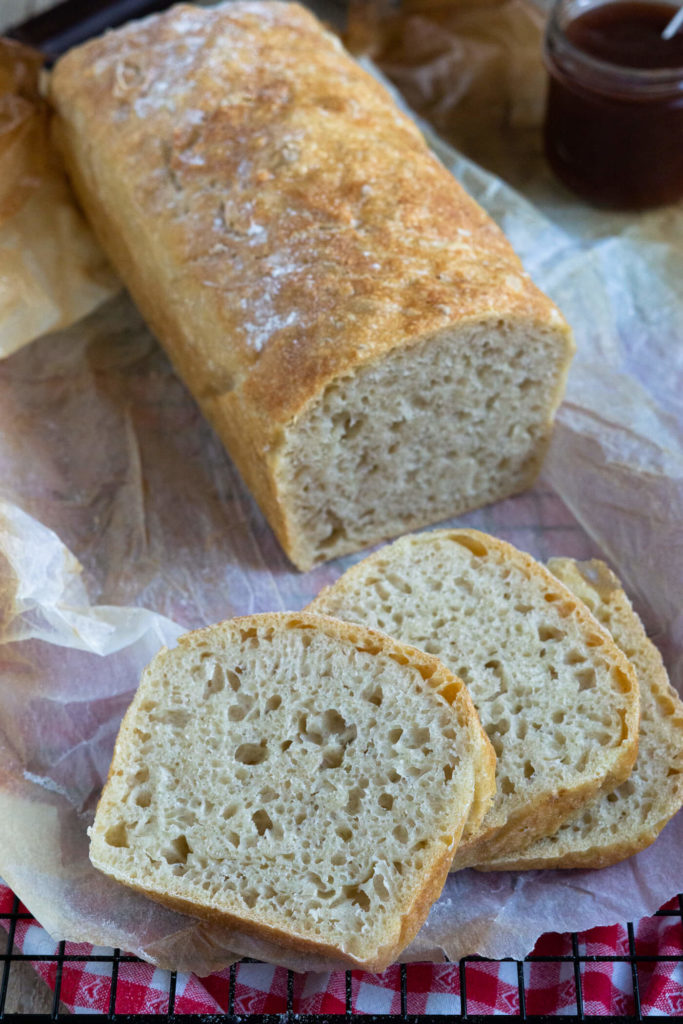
[89,612,490,969]
[309,530,639,866]
[479,559,683,870]
[277,321,570,568]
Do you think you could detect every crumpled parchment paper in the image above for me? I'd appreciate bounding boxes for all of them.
[0,3,682,972]
[0,38,118,358]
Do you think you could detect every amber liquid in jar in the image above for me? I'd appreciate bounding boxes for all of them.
[544,1,683,208]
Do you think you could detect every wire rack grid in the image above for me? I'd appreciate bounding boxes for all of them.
[1,891,683,1021]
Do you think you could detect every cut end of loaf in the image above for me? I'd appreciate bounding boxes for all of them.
[275,318,572,570]
[89,612,491,970]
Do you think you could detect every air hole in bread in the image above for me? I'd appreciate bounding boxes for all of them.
[204,664,227,697]
[252,809,273,836]
[354,639,382,656]
[343,884,370,911]
[242,888,258,909]
[161,834,190,865]
[577,668,596,691]
[389,727,403,744]
[363,686,383,706]
[235,740,268,765]
[373,873,390,900]
[319,516,347,551]
[346,788,363,814]
[386,572,412,595]
[135,789,152,808]
[321,746,344,769]
[228,703,248,722]
[565,648,587,665]
[265,694,281,712]
[438,681,461,704]
[448,533,488,558]
[406,726,430,748]
[538,624,565,642]
[500,777,516,795]
[393,824,409,844]
[335,825,352,842]
[378,793,394,810]
[416,664,436,682]
[613,667,633,693]
[104,822,128,848]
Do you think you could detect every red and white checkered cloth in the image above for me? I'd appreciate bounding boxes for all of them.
[2,885,682,1016]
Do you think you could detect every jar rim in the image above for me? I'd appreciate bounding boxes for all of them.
[545,0,683,88]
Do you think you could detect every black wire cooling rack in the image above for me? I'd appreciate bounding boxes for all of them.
[2,891,683,1022]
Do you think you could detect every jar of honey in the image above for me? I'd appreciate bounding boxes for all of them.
[544,0,683,208]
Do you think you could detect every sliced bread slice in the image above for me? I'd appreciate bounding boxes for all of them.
[308,530,640,868]
[478,559,683,871]
[89,611,495,971]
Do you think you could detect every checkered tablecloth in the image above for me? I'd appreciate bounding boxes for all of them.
[2,884,682,1016]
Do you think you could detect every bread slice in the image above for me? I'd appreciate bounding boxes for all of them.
[89,611,495,971]
[478,559,683,871]
[308,530,640,867]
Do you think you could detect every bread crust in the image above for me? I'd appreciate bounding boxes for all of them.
[89,611,496,971]
[49,2,573,569]
[308,529,640,867]
[478,559,683,871]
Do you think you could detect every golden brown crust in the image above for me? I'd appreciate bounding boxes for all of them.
[49,2,573,568]
[50,2,566,425]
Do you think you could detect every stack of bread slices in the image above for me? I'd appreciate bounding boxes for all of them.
[90,530,683,972]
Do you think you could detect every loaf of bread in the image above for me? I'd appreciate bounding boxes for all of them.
[479,559,683,871]
[88,611,495,971]
[308,529,640,867]
[49,1,574,571]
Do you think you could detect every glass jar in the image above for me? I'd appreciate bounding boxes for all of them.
[543,0,683,209]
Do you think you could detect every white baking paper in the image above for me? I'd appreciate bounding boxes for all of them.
[0,5,681,972]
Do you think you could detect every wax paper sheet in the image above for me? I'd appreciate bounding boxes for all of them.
[0,3,682,971]
[0,38,118,358]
